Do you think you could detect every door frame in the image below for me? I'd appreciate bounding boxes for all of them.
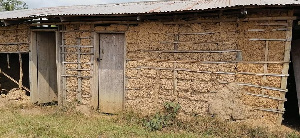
[92,32,126,110]
[29,29,60,104]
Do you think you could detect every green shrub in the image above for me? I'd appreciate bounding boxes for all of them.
[144,102,181,131]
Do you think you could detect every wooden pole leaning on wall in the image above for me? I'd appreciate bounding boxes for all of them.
[0,68,30,92]
[278,14,294,124]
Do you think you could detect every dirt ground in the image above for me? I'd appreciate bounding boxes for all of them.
[0,88,29,107]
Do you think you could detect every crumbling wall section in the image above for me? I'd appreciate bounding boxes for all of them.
[124,9,292,124]
[0,24,30,52]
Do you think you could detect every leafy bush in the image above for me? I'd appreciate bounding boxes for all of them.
[145,102,181,131]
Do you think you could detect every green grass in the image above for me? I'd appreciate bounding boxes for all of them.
[0,103,299,138]
[0,105,199,138]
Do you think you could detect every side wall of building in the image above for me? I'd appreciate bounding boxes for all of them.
[0,9,292,124]
[121,9,292,124]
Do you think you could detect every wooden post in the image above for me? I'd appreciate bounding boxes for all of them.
[262,41,269,95]
[6,54,10,68]
[173,25,179,97]
[56,29,63,106]
[30,32,38,103]
[278,17,293,124]
[92,32,99,109]
[76,37,82,103]
[62,26,67,106]
[18,53,23,89]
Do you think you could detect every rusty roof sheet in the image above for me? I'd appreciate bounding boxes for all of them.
[0,0,300,20]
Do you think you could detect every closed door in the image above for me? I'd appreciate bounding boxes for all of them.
[30,32,57,103]
[99,34,124,113]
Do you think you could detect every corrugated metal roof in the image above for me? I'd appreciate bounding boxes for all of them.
[0,0,300,20]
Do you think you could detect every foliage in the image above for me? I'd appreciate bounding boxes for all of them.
[0,0,28,11]
[144,102,181,131]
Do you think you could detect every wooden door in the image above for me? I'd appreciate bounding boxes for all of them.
[99,34,124,113]
[30,32,57,103]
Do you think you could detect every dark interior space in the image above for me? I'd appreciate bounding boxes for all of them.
[283,20,300,129]
[283,61,300,129]
[0,53,30,95]
[22,54,30,96]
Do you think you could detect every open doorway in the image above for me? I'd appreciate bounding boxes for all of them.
[30,31,57,104]
[283,20,300,129]
[283,61,300,129]
[0,53,30,95]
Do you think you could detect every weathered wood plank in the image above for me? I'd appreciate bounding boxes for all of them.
[278,18,293,124]
[99,34,125,113]
[91,32,99,109]
[30,32,38,103]
[34,32,57,103]
[56,31,63,106]
[39,32,56,103]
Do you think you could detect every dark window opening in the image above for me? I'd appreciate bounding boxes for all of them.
[0,53,30,96]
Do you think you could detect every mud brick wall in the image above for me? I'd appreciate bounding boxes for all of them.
[0,24,30,52]
[62,24,93,105]
[124,9,292,124]
[125,22,240,118]
[0,9,291,125]
[236,10,292,124]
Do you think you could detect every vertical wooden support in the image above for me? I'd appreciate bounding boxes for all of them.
[56,30,63,106]
[61,26,67,106]
[123,30,127,110]
[6,54,10,68]
[16,25,23,90]
[92,32,99,109]
[278,17,293,124]
[236,20,243,83]
[30,32,38,103]
[76,38,82,103]
[89,25,97,109]
[173,26,179,96]
[262,41,269,94]
[18,53,23,89]
[155,69,160,105]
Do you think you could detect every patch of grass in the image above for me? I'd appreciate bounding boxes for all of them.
[0,101,299,138]
[119,103,300,138]
[0,104,197,138]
